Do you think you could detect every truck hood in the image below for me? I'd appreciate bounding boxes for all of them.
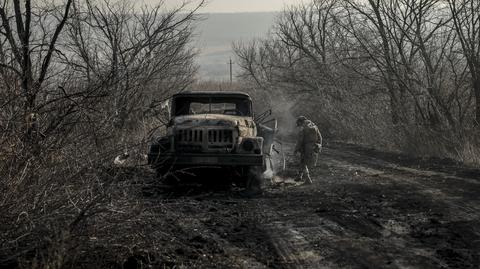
[173,114,254,127]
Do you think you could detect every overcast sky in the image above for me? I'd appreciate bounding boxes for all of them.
[148,0,309,13]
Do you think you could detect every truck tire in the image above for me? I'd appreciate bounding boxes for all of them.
[155,164,180,186]
[246,166,263,194]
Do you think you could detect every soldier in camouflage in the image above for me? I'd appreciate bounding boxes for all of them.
[294,116,322,184]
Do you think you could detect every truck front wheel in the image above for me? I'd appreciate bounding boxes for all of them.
[245,166,263,194]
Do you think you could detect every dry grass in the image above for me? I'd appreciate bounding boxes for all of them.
[0,119,154,268]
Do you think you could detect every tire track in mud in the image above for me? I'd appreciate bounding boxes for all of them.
[143,143,479,268]
[176,217,268,268]
[261,143,479,268]
[323,151,480,222]
[315,145,480,268]
[263,222,326,269]
[254,191,442,269]
[255,200,333,269]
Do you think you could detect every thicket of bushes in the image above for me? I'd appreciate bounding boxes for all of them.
[234,0,480,165]
[0,0,203,267]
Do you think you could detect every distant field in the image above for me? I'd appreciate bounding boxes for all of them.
[194,12,277,80]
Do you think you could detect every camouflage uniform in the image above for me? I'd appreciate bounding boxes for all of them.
[294,117,322,184]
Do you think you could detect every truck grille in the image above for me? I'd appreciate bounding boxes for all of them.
[176,129,203,143]
[208,130,233,143]
[175,128,235,152]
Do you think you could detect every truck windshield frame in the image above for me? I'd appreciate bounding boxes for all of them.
[173,96,253,117]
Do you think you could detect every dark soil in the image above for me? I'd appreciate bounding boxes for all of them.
[5,142,480,268]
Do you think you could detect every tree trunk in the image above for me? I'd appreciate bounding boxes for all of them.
[390,90,401,125]
[474,76,480,126]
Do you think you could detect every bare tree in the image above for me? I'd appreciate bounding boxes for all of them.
[448,0,480,126]
[322,0,475,129]
[62,0,202,132]
[0,0,203,156]
[235,0,478,158]
[235,0,342,95]
[0,0,73,133]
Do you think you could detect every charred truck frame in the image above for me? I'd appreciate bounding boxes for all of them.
[148,91,275,186]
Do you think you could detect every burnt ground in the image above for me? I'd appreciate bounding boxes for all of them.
[63,142,480,268]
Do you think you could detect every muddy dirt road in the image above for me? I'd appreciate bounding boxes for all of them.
[89,143,480,268]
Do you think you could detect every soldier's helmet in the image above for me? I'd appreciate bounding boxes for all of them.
[296,116,307,126]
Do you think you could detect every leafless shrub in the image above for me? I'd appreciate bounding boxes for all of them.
[0,0,204,267]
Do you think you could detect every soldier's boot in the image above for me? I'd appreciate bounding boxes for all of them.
[304,166,313,185]
[295,168,304,182]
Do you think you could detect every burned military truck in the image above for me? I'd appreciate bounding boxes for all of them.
[148,91,275,186]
